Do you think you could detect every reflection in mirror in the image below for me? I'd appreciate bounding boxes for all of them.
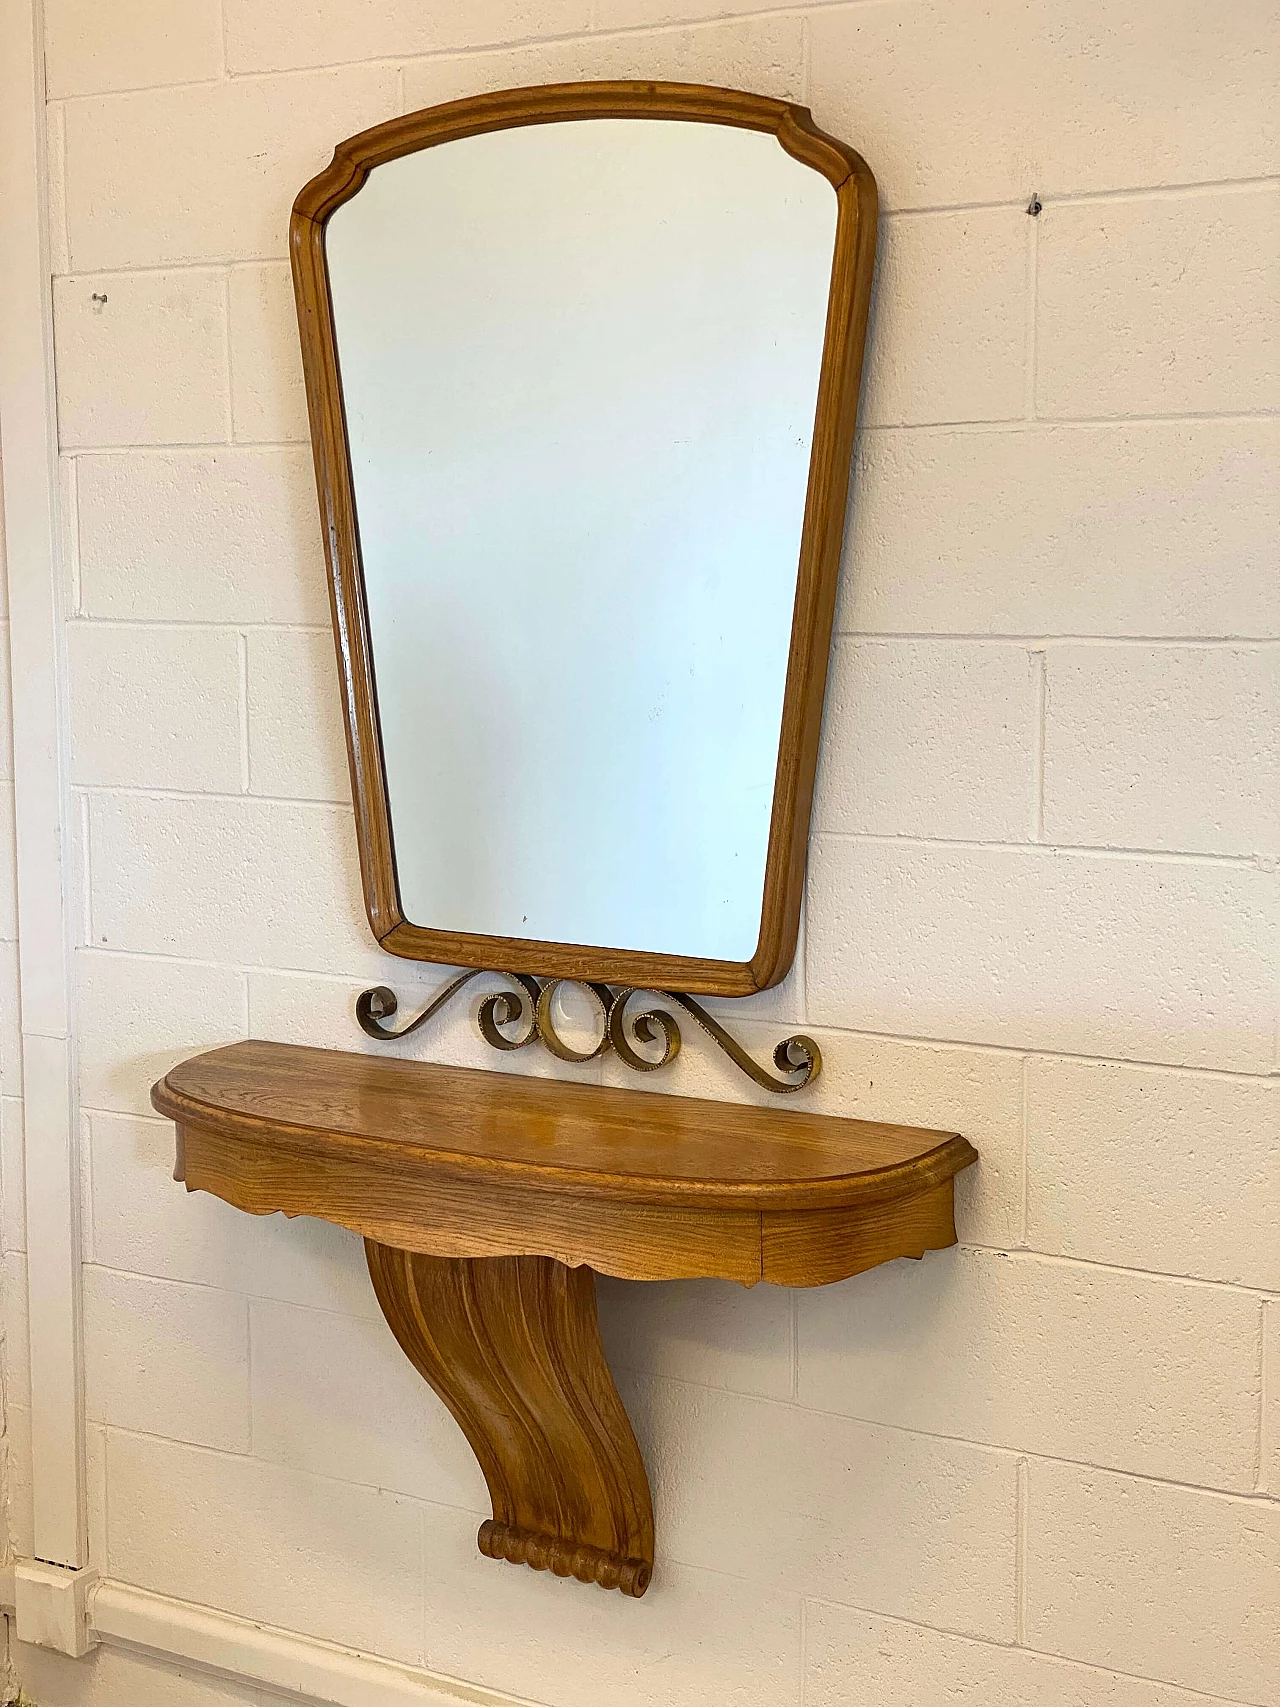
[325,117,837,962]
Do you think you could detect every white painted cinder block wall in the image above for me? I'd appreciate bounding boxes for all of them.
[4,2,1279,1704]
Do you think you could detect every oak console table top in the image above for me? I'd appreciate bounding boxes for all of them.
[153,1040,975,1286]
[153,1040,976,1596]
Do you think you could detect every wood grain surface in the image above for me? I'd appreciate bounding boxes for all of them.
[366,1244,654,1595]
[156,1043,974,1285]
[155,1040,974,1592]
[290,81,878,997]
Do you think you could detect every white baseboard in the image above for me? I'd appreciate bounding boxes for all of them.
[82,1579,536,1707]
[14,1562,99,1658]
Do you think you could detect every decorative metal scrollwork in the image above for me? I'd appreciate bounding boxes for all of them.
[356,972,820,1093]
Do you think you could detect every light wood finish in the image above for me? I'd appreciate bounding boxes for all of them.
[290,82,878,997]
[366,1246,654,1595]
[153,1041,974,1593]
[154,1042,974,1284]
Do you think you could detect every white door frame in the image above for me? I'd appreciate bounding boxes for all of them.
[0,0,88,1572]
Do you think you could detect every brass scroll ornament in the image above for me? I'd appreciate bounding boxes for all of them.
[356,972,821,1093]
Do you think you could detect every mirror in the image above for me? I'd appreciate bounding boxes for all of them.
[293,84,877,996]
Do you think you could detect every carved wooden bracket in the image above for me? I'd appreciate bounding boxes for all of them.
[367,1245,653,1594]
[152,1041,975,1596]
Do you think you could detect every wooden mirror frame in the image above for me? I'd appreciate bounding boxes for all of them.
[291,81,878,998]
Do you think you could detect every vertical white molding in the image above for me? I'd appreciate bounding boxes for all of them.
[0,0,87,1567]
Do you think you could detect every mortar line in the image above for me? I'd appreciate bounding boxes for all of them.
[236,632,250,793]
[63,436,307,451]
[801,1591,1258,1706]
[790,1288,800,1402]
[836,634,1280,648]
[63,455,82,618]
[865,407,1280,429]
[68,778,1272,868]
[53,613,1280,645]
[816,828,1264,868]
[798,1596,809,1705]
[1015,1456,1029,1643]
[1018,1056,1030,1248]
[1023,200,1038,420]
[1256,1300,1270,1494]
[619,1370,1280,1503]
[1032,650,1047,842]
[220,264,236,440]
[79,791,94,948]
[47,99,71,275]
[66,619,330,635]
[78,1106,95,1267]
[69,952,1280,1086]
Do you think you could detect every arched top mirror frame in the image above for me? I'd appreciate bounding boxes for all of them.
[291,80,878,999]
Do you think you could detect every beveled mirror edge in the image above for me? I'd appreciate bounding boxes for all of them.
[290,80,879,999]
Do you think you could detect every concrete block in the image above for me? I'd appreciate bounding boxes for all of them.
[1026,1457,1280,1702]
[83,1266,250,1451]
[798,1247,1261,1489]
[807,839,1277,1073]
[0,940,22,1093]
[5,1248,31,1410]
[64,69,401,270]
[840,419,1280,639]
[7,1402,34,1561]
[806,1599,1240,1707]
[804,1032,1023,1251]
[814,639,1037,841]
[44,0,222,98]
[596,1275,793,1401]
[810,0,1280,210]
[401,14,804,110]
[227,0,592,74]
[89,1110,382,1322]
[46,103,70,276]
[53,272,230,448]
[630,1376,1018,1639]
[76,948,246,1117]
[77,448,328,625]
[861,209,1028,427]
[1,1094,26,1254]
[1043,644,1280,856]
[86,1419,108,1575]
[68,623,243,793]
[86,793,386,977]
[246,627,348,802]
[13,1640,268,1707]
[228,264,310,444]
[1037,187,1280,418]
[105,1431,424,1664]
[250,1296,485,1509]
[420,1497,802,1707]
[1026,1057,1280,1290]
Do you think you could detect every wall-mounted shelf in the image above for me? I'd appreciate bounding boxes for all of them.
[152,1041,976,1597]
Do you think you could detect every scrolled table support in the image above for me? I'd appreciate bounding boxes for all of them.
[364,1243,654,1597]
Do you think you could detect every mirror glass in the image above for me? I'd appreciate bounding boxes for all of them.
[325,117,836,961]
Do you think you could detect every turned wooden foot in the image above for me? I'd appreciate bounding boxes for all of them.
[365,1243,654,1596]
